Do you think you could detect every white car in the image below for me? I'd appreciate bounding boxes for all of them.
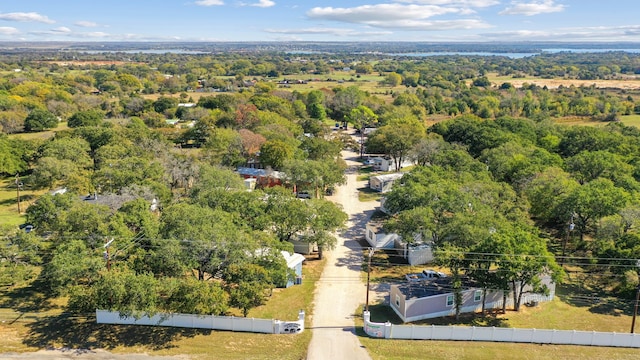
[422,269,446,279]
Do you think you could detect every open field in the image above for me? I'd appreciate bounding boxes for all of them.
[7,122,70,141]
[487,72,640,90]
[620,114,640,127]
[0,256,324,359]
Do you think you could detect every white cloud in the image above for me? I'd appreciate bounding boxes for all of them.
[308,4,461,23]
[499,1,565,16]
[75,21,98,27]
[0,12,55,24]
[251,0,275,7]
[0,27,19,35]
[194,0,224,6]
[307,4,490,30]
[265,27,392,37]
[51,27,71,33]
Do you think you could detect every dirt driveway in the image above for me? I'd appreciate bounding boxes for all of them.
[306,147,380,360]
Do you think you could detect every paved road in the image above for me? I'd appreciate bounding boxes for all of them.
[306,149,379,360]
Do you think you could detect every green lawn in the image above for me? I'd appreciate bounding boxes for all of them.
[620,114,640,128]
[0,177,30,227]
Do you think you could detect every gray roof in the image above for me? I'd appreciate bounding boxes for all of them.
[237,167,284,179]
[370,173,405,182]
[396,277,478,300]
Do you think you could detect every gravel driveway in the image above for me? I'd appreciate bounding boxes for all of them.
[306,148,380,360]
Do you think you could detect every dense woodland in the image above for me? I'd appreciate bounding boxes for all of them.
[2,49,640,318]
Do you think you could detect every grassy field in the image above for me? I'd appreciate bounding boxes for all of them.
[0,256,325,359]
[487,72,640,90]
[620,114,640,128]
[0,177,32,227]
[141,71,404,104]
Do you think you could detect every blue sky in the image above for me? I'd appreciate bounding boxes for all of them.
[0,1,639,42]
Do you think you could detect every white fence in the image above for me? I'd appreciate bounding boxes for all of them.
[363,311,640,348]
[96,310,305,334]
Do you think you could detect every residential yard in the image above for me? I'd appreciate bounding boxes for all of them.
[0,256,325,359]
[355,250,640,359]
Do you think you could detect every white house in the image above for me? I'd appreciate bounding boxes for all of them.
[281,251,305,288]
[372,157,393,172]
[365,222,399,249]
[372,157,413,172]
[366,218,434,265]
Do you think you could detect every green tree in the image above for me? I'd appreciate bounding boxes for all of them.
[346,105,378,158]
[259,139,295,170]
[164,277,229,315]
[0,226,43,287]
[383,72,402,86]
[161,203,253,281]
[67,109,105,128]
[224,263,271,317]
[45,239,105,295]
[494,229,563,311]
[562,178,630,241]
[24,109,58,132]
[365,118,425,171]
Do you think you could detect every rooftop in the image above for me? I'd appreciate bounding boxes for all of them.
[395,277,477,300]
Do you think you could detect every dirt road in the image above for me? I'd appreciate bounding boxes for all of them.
[306,148,379,360]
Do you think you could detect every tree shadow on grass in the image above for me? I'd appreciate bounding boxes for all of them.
[0,278,59,313]
[23,314,210,351]
[556,282,633,316]
[0,194,37,207]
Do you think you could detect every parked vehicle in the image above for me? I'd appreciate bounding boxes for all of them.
[406,269,447,282]
[405,273,427,282]
[422,269,446,279]
[296,191,311,199]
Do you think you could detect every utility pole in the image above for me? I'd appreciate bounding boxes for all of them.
[365,248,374,312]
[632,262,640,334]
[561,213,575,266]
[15,173,22,214]
[104,238,114,271]
[632,285,640,333]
